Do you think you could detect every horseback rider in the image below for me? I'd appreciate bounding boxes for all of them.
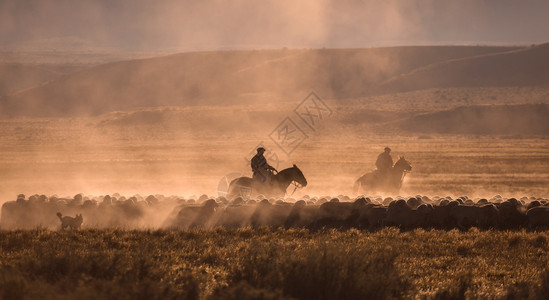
[376,147,393,178]
[251,147,277,185]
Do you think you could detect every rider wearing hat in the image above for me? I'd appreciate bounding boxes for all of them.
[376,147,394,177]
[251,147,277,184]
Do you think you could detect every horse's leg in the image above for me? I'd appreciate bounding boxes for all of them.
[367,174,379,195]
[387,170,399,194]
[360,174,377,196]
[273,182,286,198]
[271,176,291,198]
[353,178,362,194]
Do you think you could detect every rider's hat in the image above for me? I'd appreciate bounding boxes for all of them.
[257,147,266,153]
[384,147,391,152]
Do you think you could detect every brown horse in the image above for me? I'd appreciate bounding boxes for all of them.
[227,164,307,199]
[354,157,412,195]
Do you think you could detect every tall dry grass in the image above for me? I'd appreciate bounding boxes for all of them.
[0,228,548,299]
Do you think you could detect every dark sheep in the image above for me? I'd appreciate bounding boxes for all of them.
[382,198,394,206]
[307,199,366,231]
[450,204,499,231]
[439,199,450,206]
[527,201,541,210]
[386,201,431,230]
[284,200,319,229]
[316,198,328,205]
[464,199,475,206]
[497,199,527,229]
[527,206,549,228]
[427,204,454,229]
[166,199,218,229]
[477,199,488,205]
[198,194,209,203]
[189,199,220,229]
[82,200,97,209]
[145,195,159,205]
[251,200,293,229]
[231,197,245,205]
[406,197,422,209]
[216,204,256,229]
[356,204,387,230]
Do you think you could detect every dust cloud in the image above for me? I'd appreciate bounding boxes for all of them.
[2,0,549,51]
[0,1,548,229]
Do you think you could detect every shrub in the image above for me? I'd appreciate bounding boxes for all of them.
[224,237,409,300]
[432,273,473,300]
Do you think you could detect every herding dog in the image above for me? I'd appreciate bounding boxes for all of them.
[56,212,83,230]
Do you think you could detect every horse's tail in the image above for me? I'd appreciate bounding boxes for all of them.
[227,177,252,200]
[226,178,240,199]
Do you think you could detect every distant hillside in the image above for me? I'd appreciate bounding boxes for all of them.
[397,104,549,135]
[376,43,549,93]
[0,46,520,117]
[0,63,84,96]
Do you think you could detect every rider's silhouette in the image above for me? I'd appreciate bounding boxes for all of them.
[251,147,276,185]
[376,147,393,177]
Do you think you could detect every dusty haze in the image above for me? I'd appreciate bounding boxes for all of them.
[2,0,549,51]
[0,1,548,224]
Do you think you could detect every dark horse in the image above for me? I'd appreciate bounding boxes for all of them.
[227,164,307,199]
[354,157,412,195]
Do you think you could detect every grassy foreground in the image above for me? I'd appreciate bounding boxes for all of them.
[0,228,548,299]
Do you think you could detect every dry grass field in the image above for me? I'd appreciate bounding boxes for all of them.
[1,228,549,299]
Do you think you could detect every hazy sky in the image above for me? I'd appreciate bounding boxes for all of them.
[1,0,548,51]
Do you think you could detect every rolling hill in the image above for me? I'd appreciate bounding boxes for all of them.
[397,103,549,135]
[0,45,525,117]
[0,63,85,96]
[376,43,549,93]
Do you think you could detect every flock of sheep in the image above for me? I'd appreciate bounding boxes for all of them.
[3,193,548,231]
[0,193,170,229]
[164,194,549,231]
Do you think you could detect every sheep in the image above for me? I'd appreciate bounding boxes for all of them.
[308,199,366,231]
[450,204,499,231]
[166,199,219,229]
[189,199,220,229]
[284,200,319,229]
[385,200,431,230]
[496,199,528,229]
[216,203,256,229]
[251,200,293,229]
[356,204,387,230]
[527,206,549,228]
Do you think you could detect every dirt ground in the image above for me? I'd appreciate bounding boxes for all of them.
[0,118,547,202]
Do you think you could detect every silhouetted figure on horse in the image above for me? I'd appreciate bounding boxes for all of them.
[376,147,393,177]
[354,147,412,195]
[251,147,277,186]
[227,147,307,199]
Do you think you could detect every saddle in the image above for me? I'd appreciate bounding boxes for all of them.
[252,169,276,193]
